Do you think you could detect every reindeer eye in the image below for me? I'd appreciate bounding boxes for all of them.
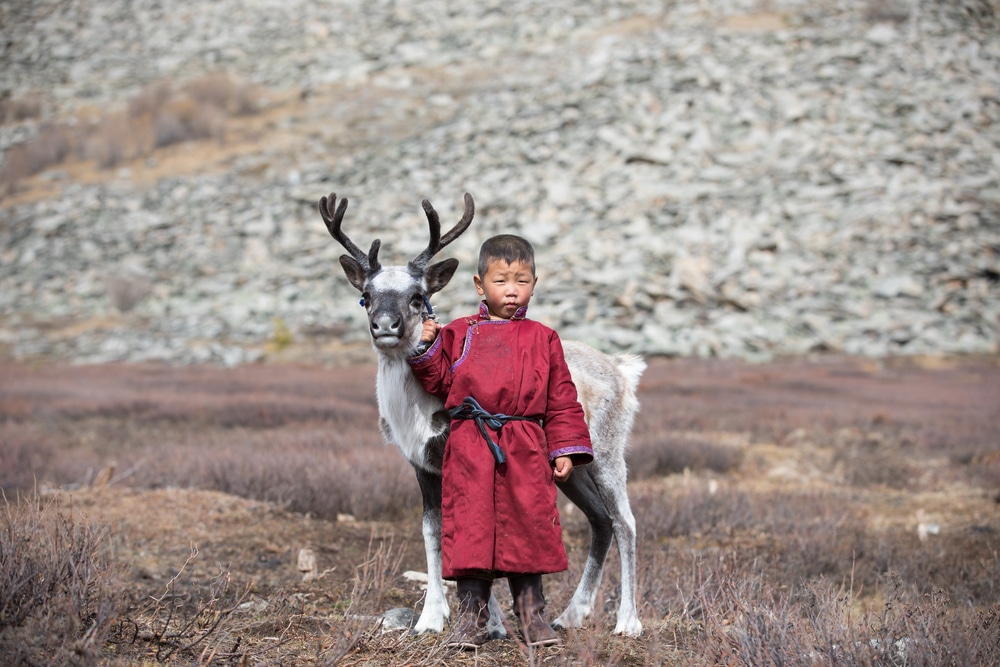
[361,293,371,308]
[410,293,424,309]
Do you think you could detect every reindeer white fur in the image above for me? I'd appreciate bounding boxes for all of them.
[318,192,645,637]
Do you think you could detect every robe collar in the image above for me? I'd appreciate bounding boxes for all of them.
[478,301,528,321]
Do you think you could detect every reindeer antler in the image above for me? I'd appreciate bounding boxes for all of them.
[319,193,382,272]
[411,192,475,269]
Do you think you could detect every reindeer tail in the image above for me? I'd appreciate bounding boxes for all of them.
[613,354,646,395]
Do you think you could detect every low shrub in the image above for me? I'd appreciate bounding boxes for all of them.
[628,432,744,480]
[0,494,125,666]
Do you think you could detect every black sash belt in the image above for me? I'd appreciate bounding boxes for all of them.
[448,396,542,465]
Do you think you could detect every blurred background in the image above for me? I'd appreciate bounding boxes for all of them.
[1,0,997,366]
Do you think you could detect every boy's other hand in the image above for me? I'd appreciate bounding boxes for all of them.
[553,456,573,482]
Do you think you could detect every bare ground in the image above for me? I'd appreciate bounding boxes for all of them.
[2,353,999,665]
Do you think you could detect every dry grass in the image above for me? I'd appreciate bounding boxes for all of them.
[0,72,263,191]
[682,563,1000,666]
[0,355,998,665]
[0,493,125,666]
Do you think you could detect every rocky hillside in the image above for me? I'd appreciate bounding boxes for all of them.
[1,0,998,365]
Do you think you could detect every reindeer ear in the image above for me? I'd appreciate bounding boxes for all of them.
[339,255,367,292]
[425,258,460,295]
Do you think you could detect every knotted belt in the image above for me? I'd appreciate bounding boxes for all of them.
[448,396,542,465]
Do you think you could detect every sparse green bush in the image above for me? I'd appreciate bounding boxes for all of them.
[271,317,294,351]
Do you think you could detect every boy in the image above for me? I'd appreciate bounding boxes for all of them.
[408,234,594,649]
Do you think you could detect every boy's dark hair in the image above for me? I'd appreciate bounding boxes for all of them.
[477,234,536,277]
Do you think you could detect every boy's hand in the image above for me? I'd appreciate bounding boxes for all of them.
[420,319,441,343]
[553,456,573,483]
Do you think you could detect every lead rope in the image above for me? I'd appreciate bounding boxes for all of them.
[420,293,437,322]
[410,293,437,357]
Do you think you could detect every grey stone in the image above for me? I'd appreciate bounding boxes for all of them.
[0,0,997,365]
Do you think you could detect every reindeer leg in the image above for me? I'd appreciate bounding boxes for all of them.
[412,465,450,634]
[589,457,643,636]
[553,466,614,629]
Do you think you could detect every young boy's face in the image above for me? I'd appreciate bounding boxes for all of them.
[474,259,538,320]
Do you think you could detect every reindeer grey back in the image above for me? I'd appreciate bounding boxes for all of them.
[318,192,644,637]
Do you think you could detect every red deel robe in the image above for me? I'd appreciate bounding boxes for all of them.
[408,302,594,579]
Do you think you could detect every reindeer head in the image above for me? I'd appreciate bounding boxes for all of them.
[319,193,475,354]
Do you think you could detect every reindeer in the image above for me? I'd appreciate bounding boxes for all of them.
[318,192,645,637]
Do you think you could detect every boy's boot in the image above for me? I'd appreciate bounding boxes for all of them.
[448,578,492,649]
[508,574,560,647]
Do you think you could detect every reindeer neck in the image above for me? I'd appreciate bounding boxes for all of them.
[374,350,443,470]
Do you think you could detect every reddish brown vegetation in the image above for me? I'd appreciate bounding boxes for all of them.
[0,362,419,521]
[0,355,998,665]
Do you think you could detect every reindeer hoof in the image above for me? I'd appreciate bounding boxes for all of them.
[613,618,643,637]
[552,606,588,631]
[411,618,447,635]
